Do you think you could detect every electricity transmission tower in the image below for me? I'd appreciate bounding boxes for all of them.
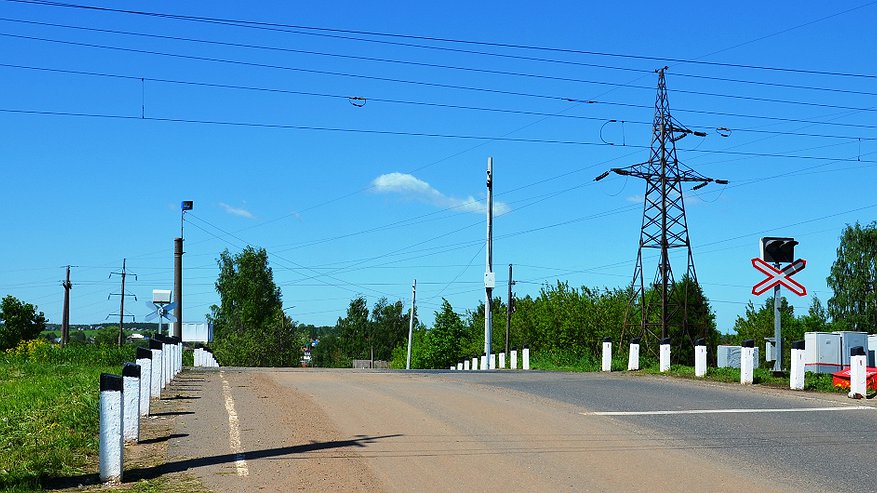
[595,67,727,354]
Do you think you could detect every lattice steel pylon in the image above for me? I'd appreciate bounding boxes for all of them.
[595,67,727,355]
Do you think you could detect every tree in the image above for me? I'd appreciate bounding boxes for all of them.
[335,296,371,361]
[422,299,467,369]
[369,298,410,361]
[0,295,47,351]
[827,222,877,332]
[208,247,297,366]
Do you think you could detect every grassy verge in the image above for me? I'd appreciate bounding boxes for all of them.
[531,348,846,395]
[0,340,207,492]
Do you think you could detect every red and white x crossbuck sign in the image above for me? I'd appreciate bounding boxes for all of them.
[751,258,807,296]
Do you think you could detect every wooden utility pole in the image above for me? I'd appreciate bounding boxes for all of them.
[406,279,416,370]
[61,265,72,347]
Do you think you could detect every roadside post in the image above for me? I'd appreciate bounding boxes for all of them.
[628,338,640,371]
[472,356,478,371]
[499,352,506,369]
[522,345,530,370]
[121,363,141,443]
[480,353,488,371]
[602,337,612,372]
[135,347,152,416]
[659,338,671,372]
[790,340,805,390]
[849,346,867,398]
[740,339,755,384]
[99,373,124,482]
[694,338,707,377]
[149,339,163,398]
[464,359,470,371]
[510,349,518,369]
[490,353,496,370]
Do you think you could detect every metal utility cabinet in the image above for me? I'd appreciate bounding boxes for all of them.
[717,345,760,369]
[834,331,868,367]
[804,332,841,374]
[869,334,877,367]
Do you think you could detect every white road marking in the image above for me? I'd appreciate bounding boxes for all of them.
[582,406,874,416]
[220,371,249,477]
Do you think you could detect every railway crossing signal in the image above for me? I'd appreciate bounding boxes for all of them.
[751,258,807,296]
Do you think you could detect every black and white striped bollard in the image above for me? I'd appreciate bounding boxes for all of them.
[628,338,640,371]
[99,373,124,482]
[122,363,140,443]
[790,340,805,390]
[740,339,755,384]
[149,339,163,398]
[659,338,671,372]
[849,346,867,398]
[135,347,152,416]
[602,337,612,372]
[694,338,707,378]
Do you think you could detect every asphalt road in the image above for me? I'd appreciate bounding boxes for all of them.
[166,368,877,492]
[443,370,877,491]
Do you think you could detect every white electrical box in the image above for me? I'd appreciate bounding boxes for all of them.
[484,272,496,289]
[764,338,776,362]
[717,345,760,369]
[804,332,841,374]
[152,289,172,304]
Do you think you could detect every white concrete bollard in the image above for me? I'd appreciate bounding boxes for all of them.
[135,347,152,417]
[510,350,518,370]
[472,356,478,371]
[522,346,530,370]
[499,352,506,369]
[659,338,671,372]
[450,365,455,370]
[149,340,163,398]
[490,353,496,370]
[99,373,124,482]
[602,337,612,372]
[790,340,805,390]
[122,363,141,443]
[740,339,755,384]
[694,338,707,378]
[628,339,640,371]
[480,354,488,371]
[849,346,867,398]
[457,362,463,371]
[464,359,470,371]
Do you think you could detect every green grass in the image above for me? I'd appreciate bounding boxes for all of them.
[0,341,137,491]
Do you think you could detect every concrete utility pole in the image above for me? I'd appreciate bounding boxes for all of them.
[484,157,495,359]
[506,263,514,358]
[406,279,416,370]
[61,265,73,347]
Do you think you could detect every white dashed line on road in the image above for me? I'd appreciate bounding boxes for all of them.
[220,371,249,477]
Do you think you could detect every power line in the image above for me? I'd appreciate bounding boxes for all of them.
[4,62,876,142]
[6,0,876,80]
[3,107,875,164]
[2,26,876,114]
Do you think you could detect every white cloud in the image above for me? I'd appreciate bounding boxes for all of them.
[372,172,510,215]
[219,202,254,219]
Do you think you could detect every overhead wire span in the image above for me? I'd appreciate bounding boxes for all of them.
[6,0,877,80]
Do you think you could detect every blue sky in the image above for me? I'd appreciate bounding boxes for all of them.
[1,0,875,333]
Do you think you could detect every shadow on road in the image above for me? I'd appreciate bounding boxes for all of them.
[125,434,404,481]
[138,433,190,445]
